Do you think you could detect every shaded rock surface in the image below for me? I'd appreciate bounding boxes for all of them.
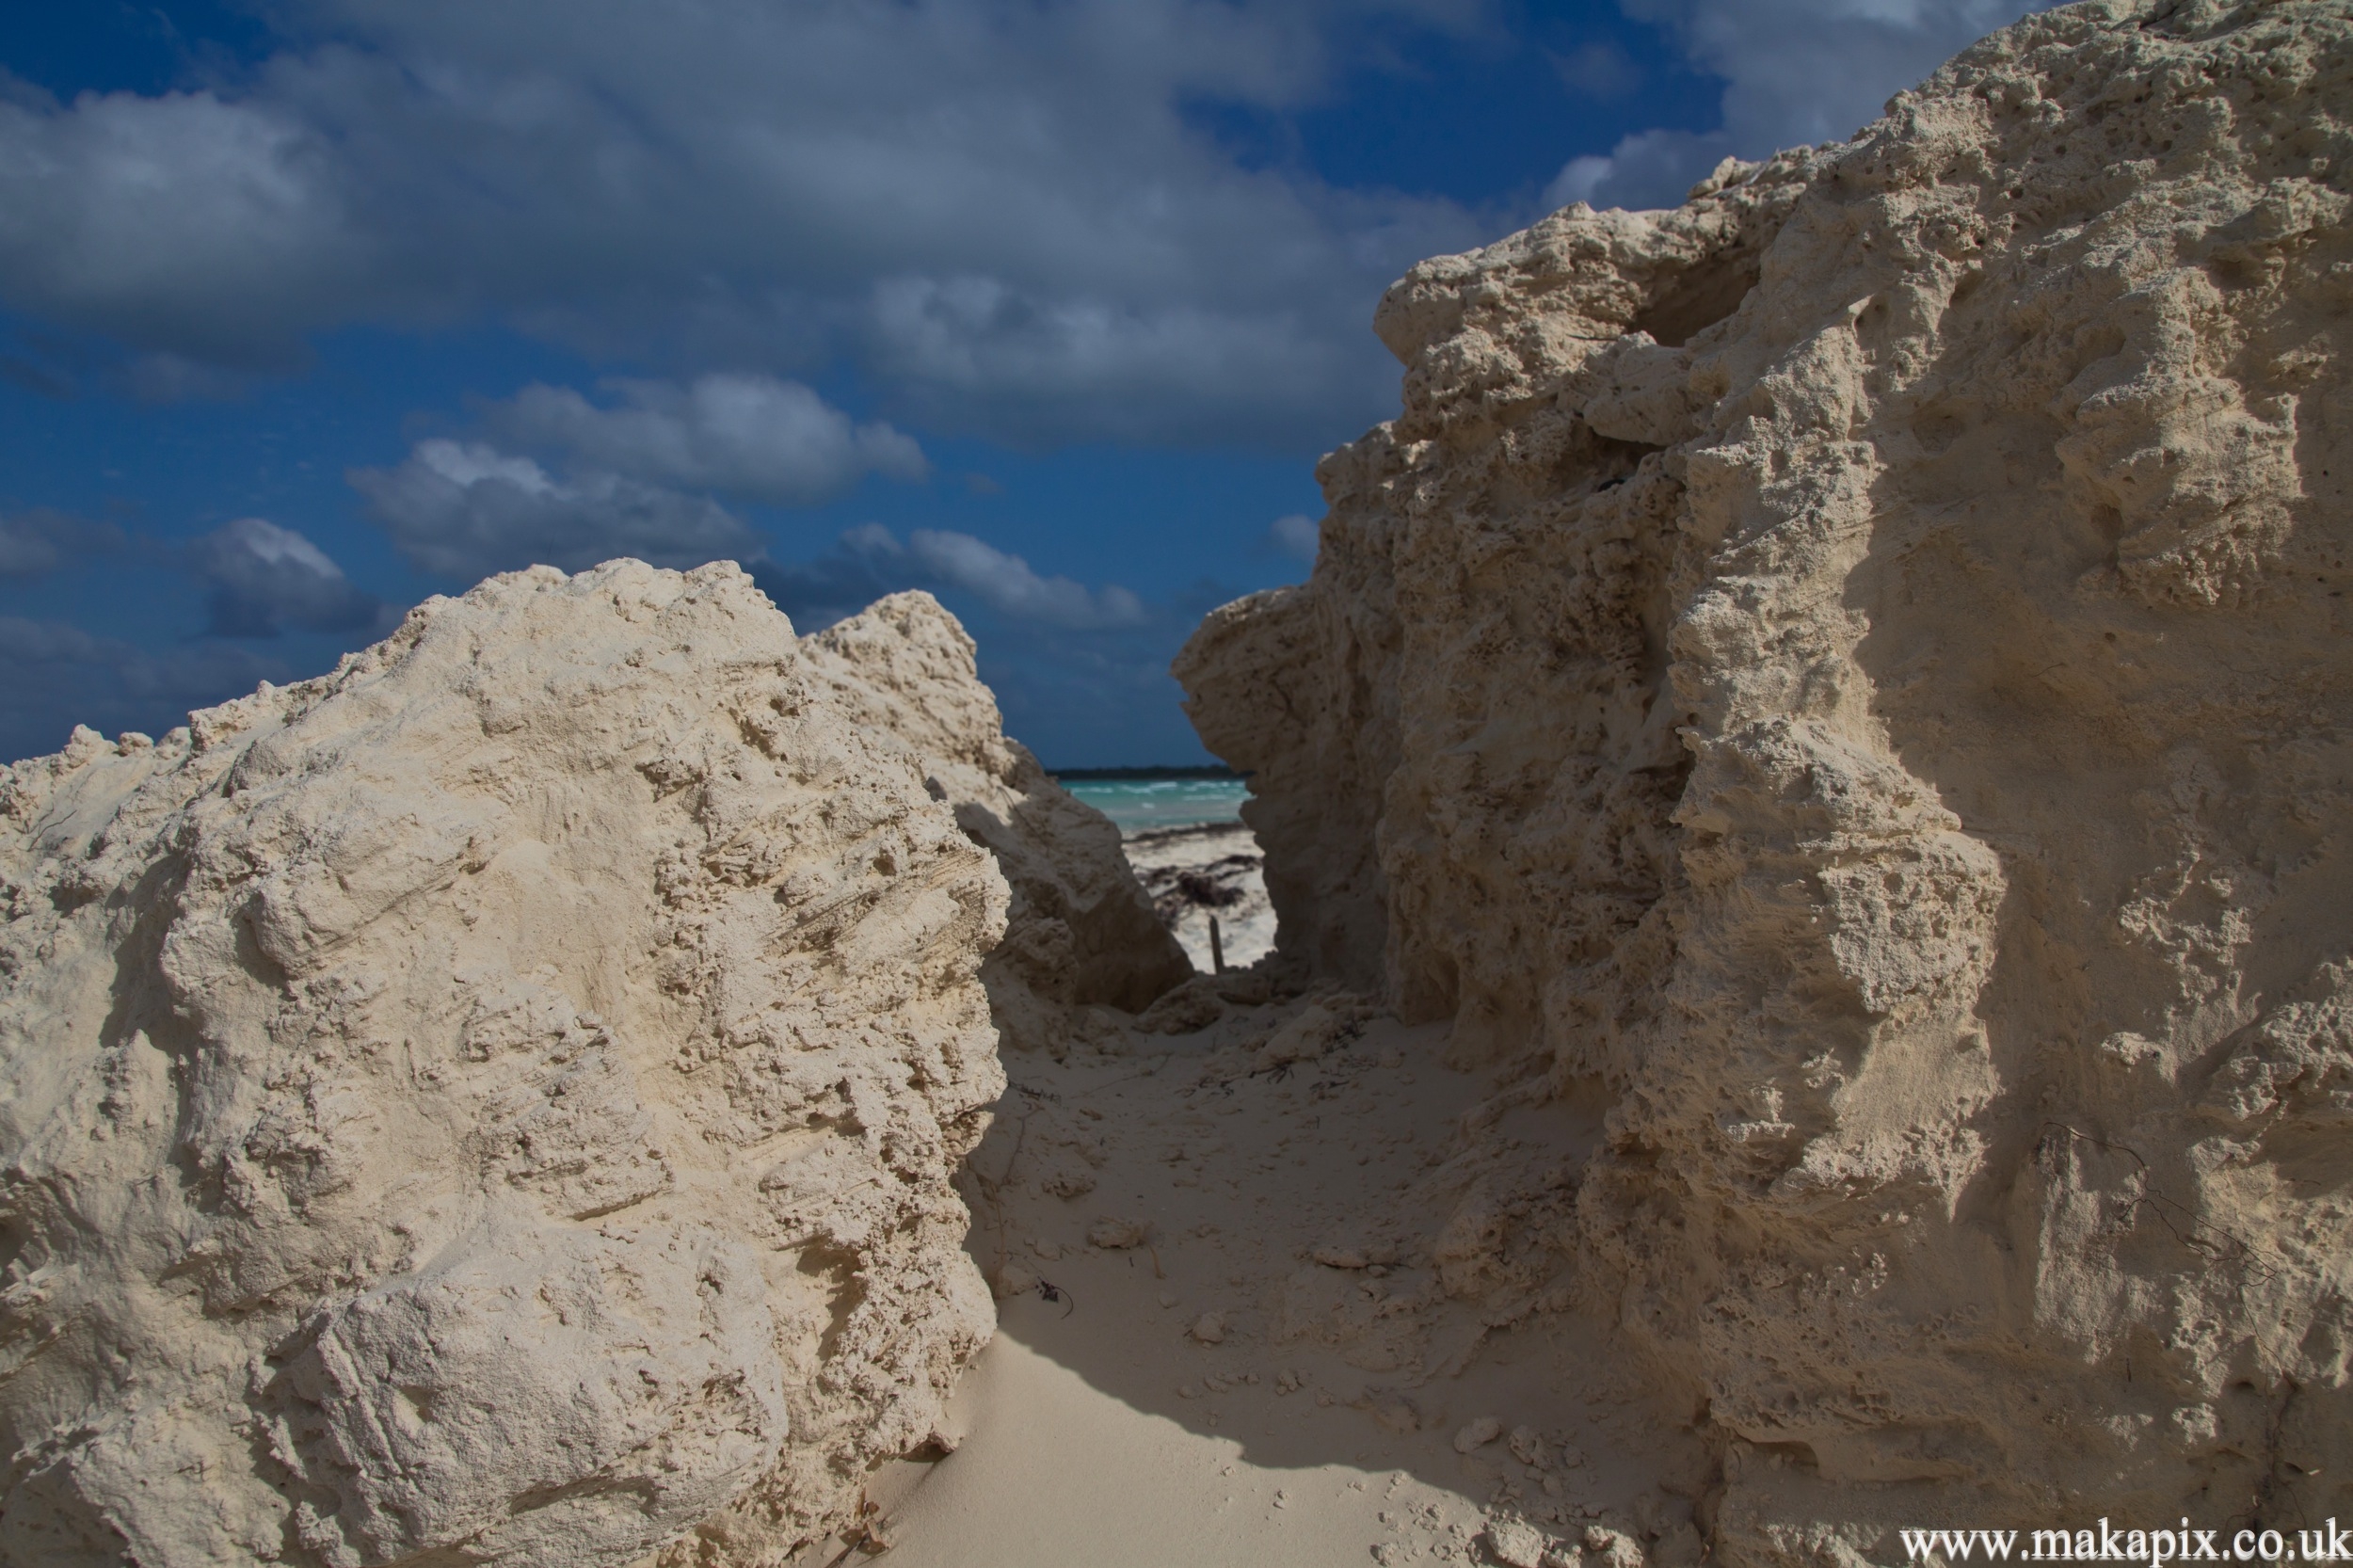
[1178,0,2353,1554]
[0,564,1161,1566]
[799,592,1192,1054]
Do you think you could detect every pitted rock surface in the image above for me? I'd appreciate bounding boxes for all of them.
[1179,1,2353,1550]
[0,563,1079,1565]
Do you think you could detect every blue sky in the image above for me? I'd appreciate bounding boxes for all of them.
[0,0,2044,767]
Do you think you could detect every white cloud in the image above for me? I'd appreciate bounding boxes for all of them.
[1269,513,1321,561]
[905,529,1146,630]
[1636,0,2047,148]
[0,2,2071,439]
[484,374,926,504]
[0,1,1485,441]
[754,523,1146,632]
[188,516,385,636]
[1552,0,2055,210]
[348,438,759,581]
[0,87,369,368]
[860,275,1377,443]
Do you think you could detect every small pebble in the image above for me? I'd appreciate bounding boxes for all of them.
[1486,1518,1549,1568]
[1190,1311,1226,1344]
[1454,1416,1503,1453]
[1509,1424,1549,1466]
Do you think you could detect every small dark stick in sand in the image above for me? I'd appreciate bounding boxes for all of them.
[1209,915,1225,973]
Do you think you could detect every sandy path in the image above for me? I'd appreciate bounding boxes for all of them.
[848,1010,1702,1568]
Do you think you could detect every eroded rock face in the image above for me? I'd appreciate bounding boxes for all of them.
[799,591,1192,1053]
[1179,0,2353,1552]
[0,563,1016,1566]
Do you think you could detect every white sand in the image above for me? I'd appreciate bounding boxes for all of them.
[857,1014,1702,1567]
[1121,821,1275,973]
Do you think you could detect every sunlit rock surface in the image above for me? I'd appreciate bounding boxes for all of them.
[0,563,1162,1565]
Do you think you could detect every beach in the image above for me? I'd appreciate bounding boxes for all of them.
[1059,775,1275,975]
[1122,821,1274,975]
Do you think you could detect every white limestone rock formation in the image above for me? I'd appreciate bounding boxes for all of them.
[1178,0,2353,1554]
[0,563,1040,1565]
[799,591,1192,1053]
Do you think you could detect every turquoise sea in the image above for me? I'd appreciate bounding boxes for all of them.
[1056,775,1249,837]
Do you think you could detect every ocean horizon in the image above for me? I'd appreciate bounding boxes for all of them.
[1052,768,1249,837]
